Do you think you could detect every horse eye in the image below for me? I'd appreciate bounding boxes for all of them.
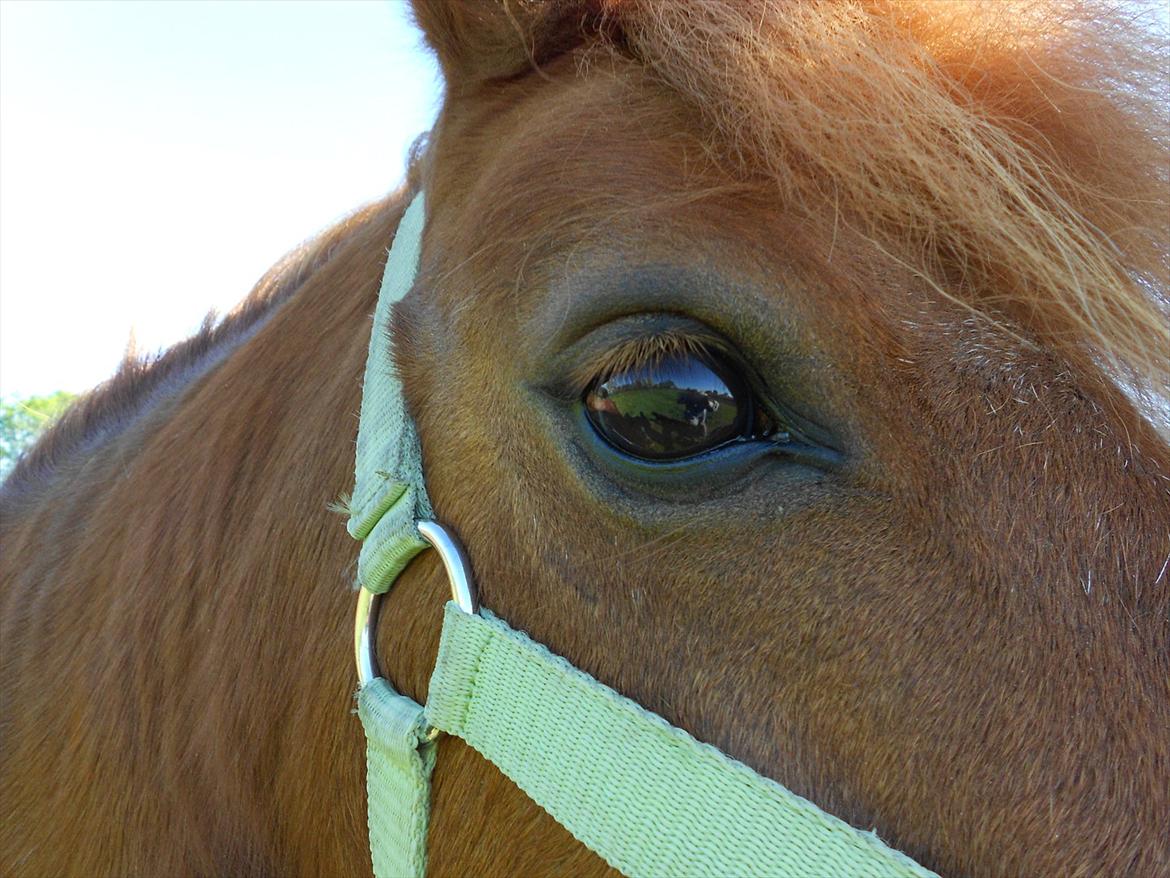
[584,351,773,461]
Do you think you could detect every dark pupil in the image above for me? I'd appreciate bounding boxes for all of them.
[585,353,749,461]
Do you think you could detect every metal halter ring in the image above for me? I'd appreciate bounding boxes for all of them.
[354,520,478,689]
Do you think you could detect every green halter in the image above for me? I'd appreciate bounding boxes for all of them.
[348,193,939,878]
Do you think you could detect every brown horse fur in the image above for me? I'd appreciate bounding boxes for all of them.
[2,1,1168,875]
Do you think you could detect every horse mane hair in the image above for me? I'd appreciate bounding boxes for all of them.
[596,0,1168,421]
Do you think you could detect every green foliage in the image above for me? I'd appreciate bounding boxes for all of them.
[0,391,78,478]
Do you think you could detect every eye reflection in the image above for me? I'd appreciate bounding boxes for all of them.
[584,352,755,460]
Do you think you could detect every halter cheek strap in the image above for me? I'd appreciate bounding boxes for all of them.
[349,192,939,878]
[350,193,435,878]
[348,194,432,586]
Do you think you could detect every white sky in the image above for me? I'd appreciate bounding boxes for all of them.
[0,0,442,399]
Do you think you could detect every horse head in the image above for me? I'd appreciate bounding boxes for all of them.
[389,2,1170,874]
[2,2,1166,876]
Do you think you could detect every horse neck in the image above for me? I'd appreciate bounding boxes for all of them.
[1,194,425,874]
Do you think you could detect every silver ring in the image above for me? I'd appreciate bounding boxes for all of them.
[354,520,478,688]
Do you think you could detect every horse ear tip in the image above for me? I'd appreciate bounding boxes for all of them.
[409,0,614,86]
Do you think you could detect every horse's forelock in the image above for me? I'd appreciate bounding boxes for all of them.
[588,0,1168,413]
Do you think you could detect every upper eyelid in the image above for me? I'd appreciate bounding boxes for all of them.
[567,327,726,396]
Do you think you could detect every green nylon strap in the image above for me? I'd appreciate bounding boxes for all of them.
[425,602,940,878]
[358,679,437,878]
[350,193,436,878]
[348,193,433,595]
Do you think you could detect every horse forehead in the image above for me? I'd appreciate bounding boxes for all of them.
[433,77,887,327]
[428,65,1028,402]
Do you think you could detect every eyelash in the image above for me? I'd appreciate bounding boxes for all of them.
[568,328,728,397]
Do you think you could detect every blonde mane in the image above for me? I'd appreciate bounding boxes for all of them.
[605,0,1168,418]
